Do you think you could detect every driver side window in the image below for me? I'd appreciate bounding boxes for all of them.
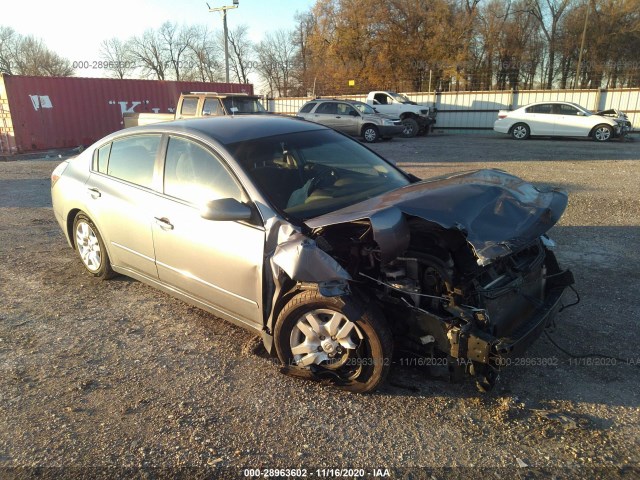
[337,103,357,116]
[164,137,242,204]
[373,93,389,105]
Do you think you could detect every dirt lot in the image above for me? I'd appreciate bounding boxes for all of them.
[1,133,639,479]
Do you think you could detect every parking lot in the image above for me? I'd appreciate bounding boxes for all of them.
[1,133,639,478]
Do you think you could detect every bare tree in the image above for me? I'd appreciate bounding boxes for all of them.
[185,25,224,82]
[0,26,17,74]
[224,25,254,84]
[527,0,573,89]
[159,22,197,81]
[129,29,168,80]
[0,27,73,76]
[255,30,297,96]
[100,37,134,79]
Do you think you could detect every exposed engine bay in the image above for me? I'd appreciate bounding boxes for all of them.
[302,217,574,390]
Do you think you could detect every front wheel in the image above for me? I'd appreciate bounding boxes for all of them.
[401,118,419,138]
[275,290,392,393]
[593,124,613,142]
[511,123,530,140]
[73,213,114,279]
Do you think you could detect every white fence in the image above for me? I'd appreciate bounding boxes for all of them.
[269,88,640,132]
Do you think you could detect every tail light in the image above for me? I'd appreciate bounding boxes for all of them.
[498,113,507,119]
[51,173,61,188]
[51,161,69,188]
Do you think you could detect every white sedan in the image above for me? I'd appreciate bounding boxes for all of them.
[494,101,622,142]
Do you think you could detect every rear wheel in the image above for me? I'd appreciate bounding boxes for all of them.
[401,118,419,138]
[275,290,392,393]
[511,123,530,140]
[362,125,379,143]
[73,213,114,279]
[593,124,613,142]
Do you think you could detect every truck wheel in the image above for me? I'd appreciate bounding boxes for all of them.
[401,118,419,138]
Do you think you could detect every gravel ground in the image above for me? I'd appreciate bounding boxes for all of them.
[1,133,639,479]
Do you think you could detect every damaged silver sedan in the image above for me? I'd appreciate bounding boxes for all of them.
[51,116,575,393]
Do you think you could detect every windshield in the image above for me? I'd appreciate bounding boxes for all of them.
[389,92,412,104]
[222,97,267,114]
[227,129,410,220]
[351,101,377,115]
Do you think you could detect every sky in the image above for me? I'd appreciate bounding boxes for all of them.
[3,0,315,81]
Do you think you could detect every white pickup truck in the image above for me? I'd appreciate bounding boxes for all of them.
[365,91,436,137]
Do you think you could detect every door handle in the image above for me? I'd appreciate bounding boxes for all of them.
[154,217,174,230]
[335,116,342,118]
[87,187,101,199]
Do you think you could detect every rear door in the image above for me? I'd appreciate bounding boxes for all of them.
[311,102,339,129]
[85,134,162,278]
[151,135,265,327]
[524,103,554,135]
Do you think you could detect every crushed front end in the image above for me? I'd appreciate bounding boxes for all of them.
[371,236,575,390]
[302,169,577,390]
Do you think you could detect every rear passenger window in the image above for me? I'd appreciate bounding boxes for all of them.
[299,102,316,113]
[526,104,553,114]
[107,135,161,188]
[94,143,111,173]
[315,102,337,114]
[180,97,198,116]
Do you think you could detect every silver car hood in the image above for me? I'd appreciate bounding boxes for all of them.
[305,169,568,265]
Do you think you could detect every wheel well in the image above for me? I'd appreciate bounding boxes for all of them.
[361,123,378,134]
[509,122,528,133]
[66,209,81,248]
[401,112,418,120]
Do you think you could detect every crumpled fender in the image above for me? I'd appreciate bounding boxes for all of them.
[271,227,351,283]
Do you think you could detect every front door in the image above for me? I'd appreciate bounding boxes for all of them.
[151,136,265,328]
[336,102,361,136]
[552,103,594,137]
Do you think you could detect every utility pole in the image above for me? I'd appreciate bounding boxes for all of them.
[575,0,592,89]
[208,0,239,83]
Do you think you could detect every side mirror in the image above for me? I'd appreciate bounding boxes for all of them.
[200,198,252,221]
[202,109,211,116]
[576,111,583,116]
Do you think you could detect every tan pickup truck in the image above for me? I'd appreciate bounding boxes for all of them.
[123,92,267,128]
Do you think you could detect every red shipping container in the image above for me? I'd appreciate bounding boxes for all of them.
[0,75,254,154]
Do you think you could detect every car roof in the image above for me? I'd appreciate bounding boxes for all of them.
[524,101,586,108]
[127,115,327,145]
[305,98,357,104]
